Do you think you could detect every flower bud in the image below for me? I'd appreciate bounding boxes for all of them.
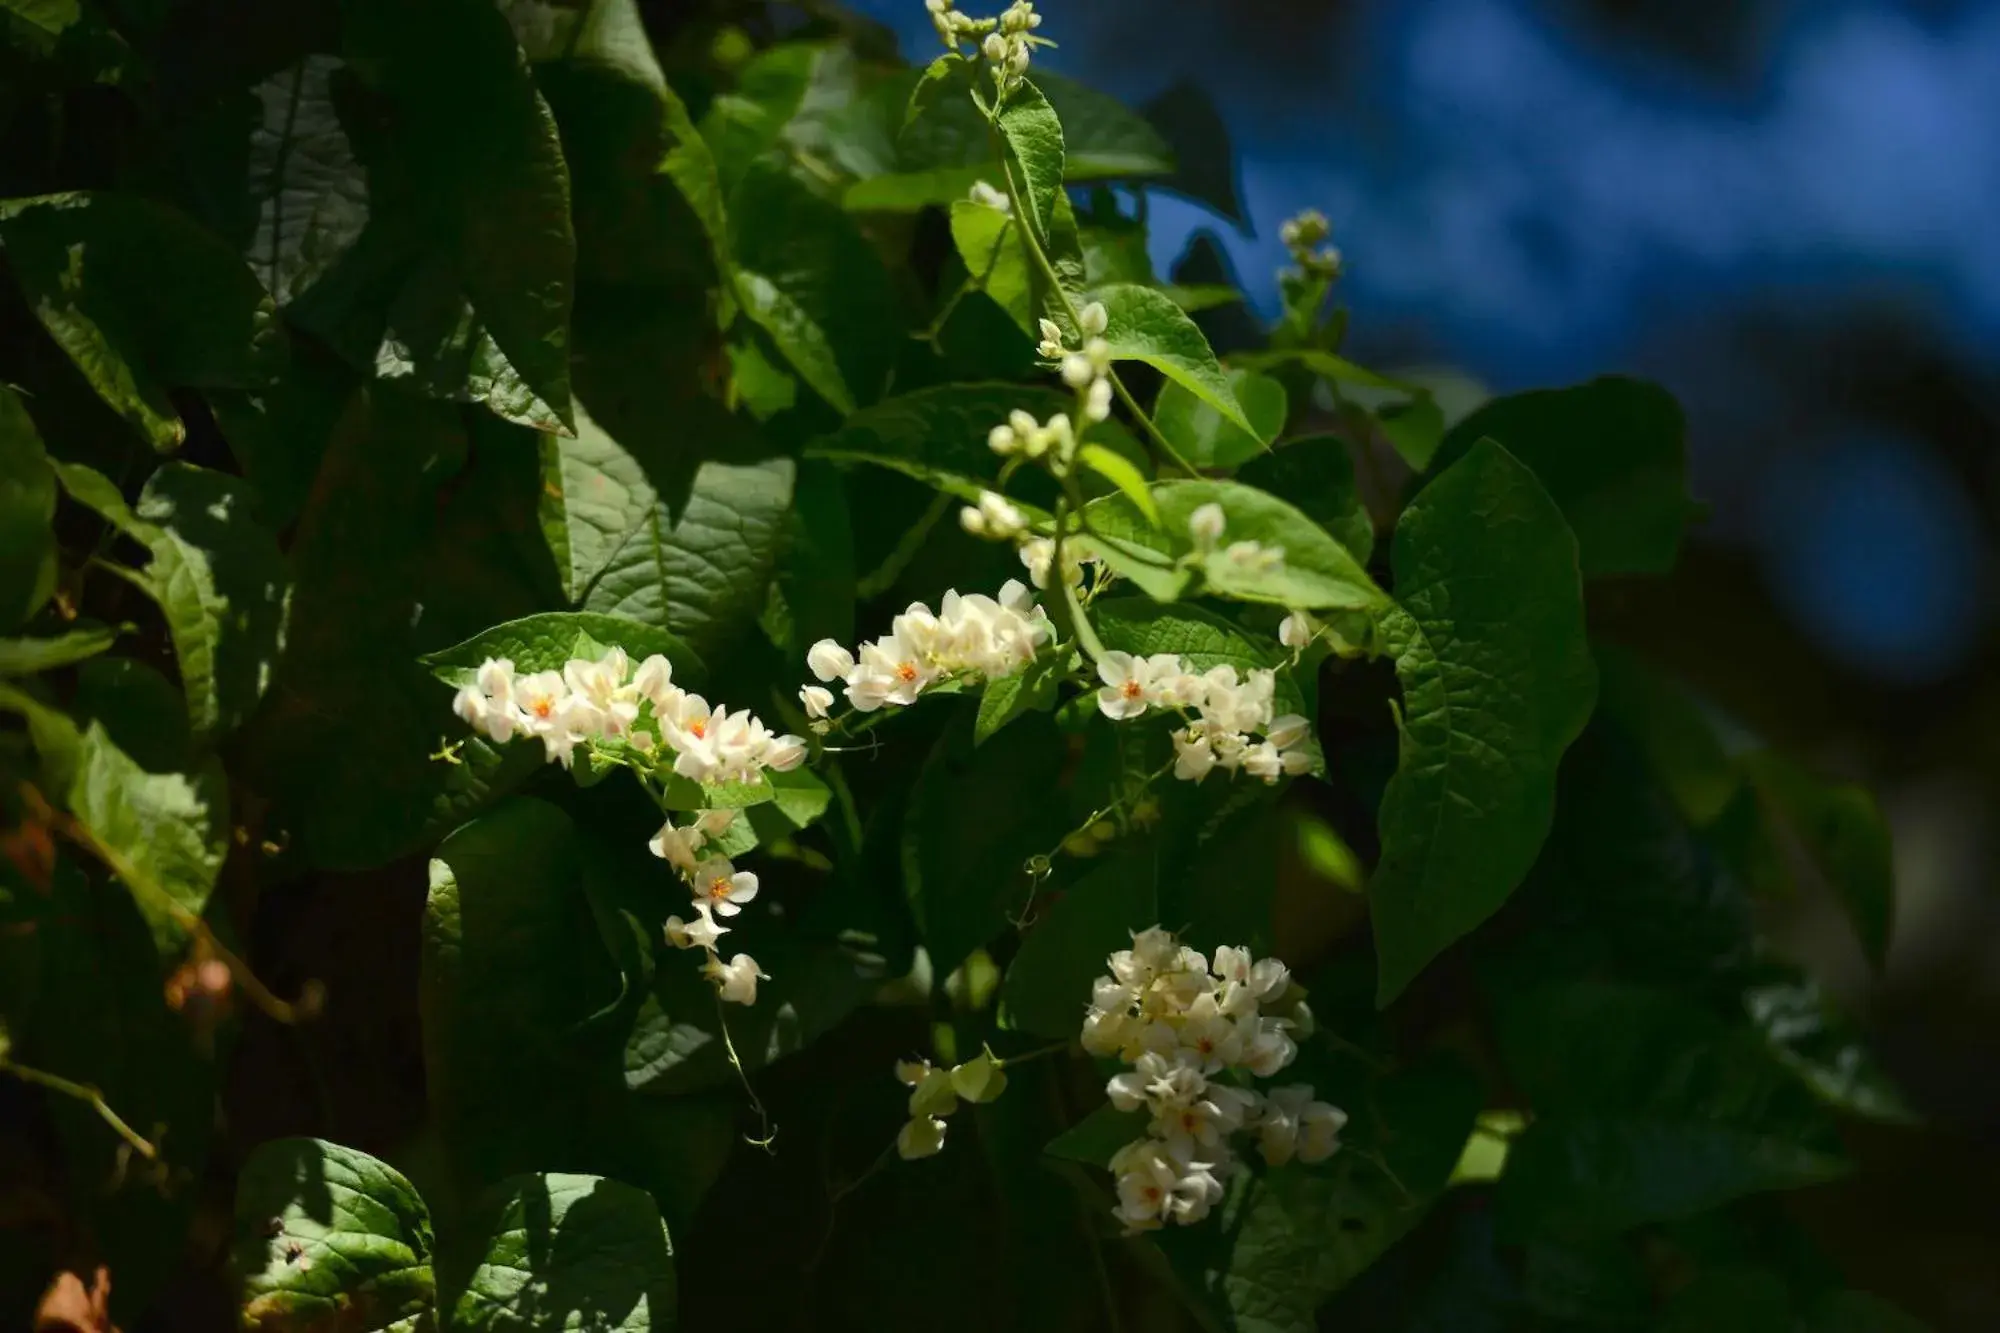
[1078,301,1108,337]
[1188,502,1226,551]
[1084,377,1113,422]
[982,32,1007,61]
[807,639,855,682]
[799,684,833,719]
[959,505,988,536]
[988,423,1019,455]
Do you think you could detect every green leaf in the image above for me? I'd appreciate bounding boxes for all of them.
[0,623,120,675]
[68,722,227,960]
[1739,750,1895,972]
[974,649,1068,745]
[1370,440,1596,1004]
[70,657,191,774]
[1,0,82,40]
[1236,434,1372,565]
[1078,479,1386,613]
[950,200,1044,338]
[451,1173,676,1332]
[904,53,969,133]
[232,1137,437,1332]
[246,56,370,307]
[538,401,674,605]
[582,458,795,666]
[1593,642,1739,826]
[1091,282,1252,434]
[133,463,291,742]
[1002,853,1156,1038]
[1429,377,1693,578]
[1045,1105,1152,1168]
[1076,442,1157,524]
[342,0,576,431]
[905,713,1069,975]
[997,80,1064,240]
[1808,1290,1932,1333]
[772,460,855,656]
[0,387,56,631]
[0,679,82,792]
[1377,394,1446,473]
[1142,78,1241,223]
[1663,1266,1793,1333]
[1155,367,1285,469]
[805,382,1077,502]
[1495,981,1850,1237]
[731,160,898,414]
[1744,975,1915,1124]
[0,192,281,449]
[424,612,703,690]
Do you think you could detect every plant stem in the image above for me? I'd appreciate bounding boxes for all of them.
[1,1060,157,1161]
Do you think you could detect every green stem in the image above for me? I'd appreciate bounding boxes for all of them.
[715,993,778,1153]
[1,1059,157,1161]
[985,133,1199,480]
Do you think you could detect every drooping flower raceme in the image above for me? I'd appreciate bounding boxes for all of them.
[1084,927,1346,1233]
[450,649,807,1008]
[1091,652,1314,786]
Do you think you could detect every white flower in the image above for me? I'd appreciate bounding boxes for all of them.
[664,903,729,951]
[1279,610,1315,650]
[1084,377,1113,422]
[1241,741,1284,784]
[907,1065,961,1119]
[847,632,934,711]
[1175,993,1245,1072]
[704,952,767,1005]
[1298,1099,1348,1163]
[1018,537,1054,588]
[690,857,760,917]
[1188,503,1226,552]
[807,639,855,683]
[967,179,1011,213]
[1095,651,1158,720]
[1266,714,1310,751]
[1110,1140,1180,1232]
[453,685,490,732]
[800,684,833,719]
[648,820,704,875]
[897,1115,948,1160]
[514,669,567,730]
[1239,1016,1298,1078]
[465,659,520,741]
[1172,728,1217,782]
[631,654,674,706]
[1036,318,1065,360]
[1165,1157,1227,1225]
[764,734,808,772]
[1077,300,1108,338]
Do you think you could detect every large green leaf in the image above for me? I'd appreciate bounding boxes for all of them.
[905,712,1069,975]
[232,1137,437,1332]
[1370,440,1596,1004]
[424,612,704,690]
[1744,973,1914,1124]
[1155,366,1285,470]
[246,56,370,307]
[582,458,795,666]
[1429,377,1693,578]
[1236,434,1372,565]
[0,192,281,449]
[0,623,119,676]
[1090,282,1252,434]
[805,382,1076,502]
[68,722,227,960]
[1078,479,1386,613]
[1000,853,1156,1038]
[0,386,56,630]
[538,401,678,605]
[997,80,1064,241]
[451,1173,676,1332]
[1494,981,1850,1237]
[423,798,749,1230]
[132,463,291,743]
[1593,642,1739,827]
[731,160,897,414]
[341,0,576,431]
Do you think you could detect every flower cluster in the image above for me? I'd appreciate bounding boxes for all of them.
[1094,651,1313,785]
[925,0,1041,96]
[1034,301,1114,424]
[1084,928,1345,1232]
[892,1049,1008,1160]
[1279,208,1342,280]
[802,581,1052,718]
[451,648,805,1009]
[452,649,807,785]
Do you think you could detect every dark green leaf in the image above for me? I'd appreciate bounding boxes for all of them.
[1236,434,1372,565]
[1594,642,1739,826]
[1429,377,1693,578]
[1091,282,1251,434]
[424,612,703,690]
[1745,975,1915,1124]
[69,656,190,773]
[0,387,56,630]
[1155,367,1284,470]
[974,648,1068,745]
[804,382,1076,503]
[1739,750,1895,972]
[1808,1290,1932,1333]
[1663,1266,1793,1333]
[246,56,370,306]
[0,192,281,449]
[1370,440,1596,1004]
[1045,1105,1151,1167]
[997,80,1063,241]
[581,458,795,667]
[1142,78,1240,222]
[1496,981,1850,1237]
[232,1137,437,1331]
[1002,853,1155,1038]
[451,1173,676,1331]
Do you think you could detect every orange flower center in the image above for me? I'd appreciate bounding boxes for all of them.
[707,876,732,901]
[689,720,707,738]
[532,698,554,719]
[1120,679,1144,699]
[897,662,919,682]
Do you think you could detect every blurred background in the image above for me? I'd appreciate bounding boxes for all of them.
[834,0,2000,1321]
